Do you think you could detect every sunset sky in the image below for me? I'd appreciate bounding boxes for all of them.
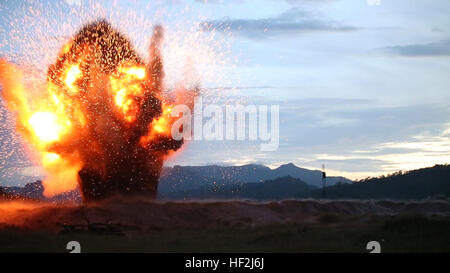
[1,0,449,186]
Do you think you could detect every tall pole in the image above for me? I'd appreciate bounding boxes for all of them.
[322,164,326,199]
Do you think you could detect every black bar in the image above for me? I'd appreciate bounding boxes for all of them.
[1,253,448,272]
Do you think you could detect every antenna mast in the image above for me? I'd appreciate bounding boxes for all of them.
[322,164,326,199]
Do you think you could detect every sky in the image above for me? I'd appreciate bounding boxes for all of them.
[0,0,450,186]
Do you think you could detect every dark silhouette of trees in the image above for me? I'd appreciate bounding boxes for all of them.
[302,164,450,200]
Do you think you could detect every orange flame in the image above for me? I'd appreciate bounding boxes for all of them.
[0,22,195,199]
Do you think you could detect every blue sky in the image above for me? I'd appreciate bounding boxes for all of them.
[1,0,450,186]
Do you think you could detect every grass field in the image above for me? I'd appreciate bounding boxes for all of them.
[1,213,449,253]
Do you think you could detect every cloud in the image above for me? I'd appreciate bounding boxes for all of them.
[200,8,357,39]
[380,39,450,57]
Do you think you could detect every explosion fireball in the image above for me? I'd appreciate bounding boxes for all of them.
[0,21,196,202]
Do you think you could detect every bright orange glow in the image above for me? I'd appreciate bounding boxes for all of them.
[61,41,73,55]
[0,58,181,197]
[153,122,165,133]
[0,23,196,199]
[153,106,173,133]
[121,66,146,79]
[114,88,127,108]
[43,152,60,163]
[64,65,81,93]
[41,155,81,197]
[28,112,68,143]
[140,106,174,145]
[110,64,147,123]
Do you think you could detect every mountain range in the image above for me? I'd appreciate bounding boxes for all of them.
[0,163,350,201]
[158,163,351,194]
[2,163,449,201]
[162,176,317,200]
[161,164,450,200]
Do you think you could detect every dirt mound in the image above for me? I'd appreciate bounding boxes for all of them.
[1,198,449,234]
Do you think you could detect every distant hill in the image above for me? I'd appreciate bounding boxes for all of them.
[0,184,33,201]
[0,187,7,199]
[2,180,44,199]
[3,164,448,202]
[1,181,81,202]
[161,176,317,200]
[0,163,352,201]
[0,163,350,201]
[159,163,351,194]
[298,164,450,200]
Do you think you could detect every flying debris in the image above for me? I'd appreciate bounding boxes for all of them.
[0,21,196,202]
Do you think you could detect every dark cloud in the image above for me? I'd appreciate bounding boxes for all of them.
[381,39,450,57]
[200,8,357,39]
